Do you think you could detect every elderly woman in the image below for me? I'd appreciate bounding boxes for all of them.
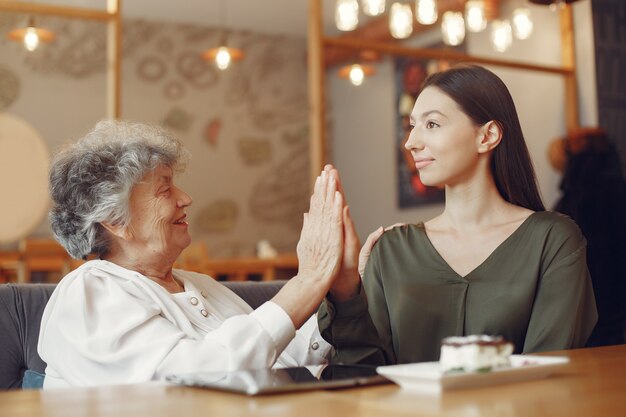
[38,120,345,388]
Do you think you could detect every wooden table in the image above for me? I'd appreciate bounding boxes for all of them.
[1,345,624,417]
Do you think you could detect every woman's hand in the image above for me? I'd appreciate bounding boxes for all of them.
[320,165,361,302]
[358,223,405,278]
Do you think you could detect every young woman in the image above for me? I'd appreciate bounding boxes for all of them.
[318,65,598,365]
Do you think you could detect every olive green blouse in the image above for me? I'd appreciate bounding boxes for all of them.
[318,211,598,365]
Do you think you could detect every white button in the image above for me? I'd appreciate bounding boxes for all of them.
[200,309,208,317]
[311,342,319,350]
[201,290,207,298]
[190,297,199,306]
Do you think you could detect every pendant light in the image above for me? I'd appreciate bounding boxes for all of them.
[338,63,376,87]
[512,8,533,39]
[335,0,359,31]
[389,3,413,39]
[201,0,244,70]
[7,17,55,52]
[491,19,513,52]
[361,0,385,16]
[441,11,465,46]
[415,0,438,25]
[465,0,487,33]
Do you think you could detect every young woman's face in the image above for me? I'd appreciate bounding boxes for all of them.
[405,86,484,188]
[125,165,193,259]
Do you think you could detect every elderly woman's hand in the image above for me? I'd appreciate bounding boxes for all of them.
[296,170,344,282]
[271,169,344,328]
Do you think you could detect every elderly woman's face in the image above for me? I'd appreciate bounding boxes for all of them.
[125,165,192,259]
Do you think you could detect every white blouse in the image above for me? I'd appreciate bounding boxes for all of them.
[38,260,332,388]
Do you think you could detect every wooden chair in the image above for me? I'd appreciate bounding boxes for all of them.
[0,251,21,283]
[19,238,71,283]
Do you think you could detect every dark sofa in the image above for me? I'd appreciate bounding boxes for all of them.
[0,280,286,390]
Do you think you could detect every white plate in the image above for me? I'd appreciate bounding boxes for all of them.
[377,355,569,394]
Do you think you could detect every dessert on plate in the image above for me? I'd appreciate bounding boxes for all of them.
[439,335,514,373]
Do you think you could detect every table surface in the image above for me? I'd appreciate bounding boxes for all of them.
[1,344,625,417]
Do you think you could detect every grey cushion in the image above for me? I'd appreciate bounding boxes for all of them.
[0,279,286,390]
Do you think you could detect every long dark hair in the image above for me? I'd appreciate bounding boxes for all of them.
[422,65,545,211]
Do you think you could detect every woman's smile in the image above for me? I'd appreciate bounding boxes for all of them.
[414,158,435,170]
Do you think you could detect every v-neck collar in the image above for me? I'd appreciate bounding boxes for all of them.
[416,212,539,279]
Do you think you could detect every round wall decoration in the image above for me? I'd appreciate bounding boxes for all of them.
[0,113,50,243]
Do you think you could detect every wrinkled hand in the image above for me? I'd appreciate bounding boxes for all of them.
[358,223,405,278]
[296,170,344,284]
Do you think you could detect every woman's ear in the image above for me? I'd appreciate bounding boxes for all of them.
[100,222,130,240]
[477,121,503,154]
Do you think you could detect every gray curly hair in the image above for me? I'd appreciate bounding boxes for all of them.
[49,120,190,259]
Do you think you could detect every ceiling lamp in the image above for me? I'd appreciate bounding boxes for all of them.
[491,19,513,52]
[7,18,55,52]
[389,3,413,39]
[201,1,244,70]
[415,0,438,25]
[465,0,487,33]
[201,45,244,71]
[361,0,386,16]
[333,0,535,54]
[441,11,465,46]
[336,0,360,31]
[512,8,533,39]
[338,63,376,86]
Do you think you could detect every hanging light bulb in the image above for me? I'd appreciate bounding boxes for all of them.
[465,0,487,33]
[361,0,385,16]
[512,8,533,39]
[200,1,244,70]
[338,63,376,87]
[441,11,465,46]
[215,47,231,70]
[7,17,55,52]
[415,0,438,25]
[491,19,513,52]
[202,45,244,70]
[389,3,413,39]
[335,0,359,31]
[23,26,39,51]
[349,65,365,86]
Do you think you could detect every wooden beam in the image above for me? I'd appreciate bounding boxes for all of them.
[0,0,115,21]
[323,36,573,76]
[308,0,326,188]
[106,0,122,119]
[560,4,580,132]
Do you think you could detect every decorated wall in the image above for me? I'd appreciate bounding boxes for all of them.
[0,14,310,257]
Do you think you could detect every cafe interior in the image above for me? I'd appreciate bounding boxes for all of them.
[0,0,624,416]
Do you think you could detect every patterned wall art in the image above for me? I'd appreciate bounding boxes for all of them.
[1,15,158,78]
[162,107,193,132]
[0,15,310,257]
[237,138,272,165]
[203,118,221,147]
[249,132,309,231]
[196,200,239,233]
[223,38,309,131]
[0,65,20,110]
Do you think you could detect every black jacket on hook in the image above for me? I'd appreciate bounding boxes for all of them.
[554,138,626,346]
